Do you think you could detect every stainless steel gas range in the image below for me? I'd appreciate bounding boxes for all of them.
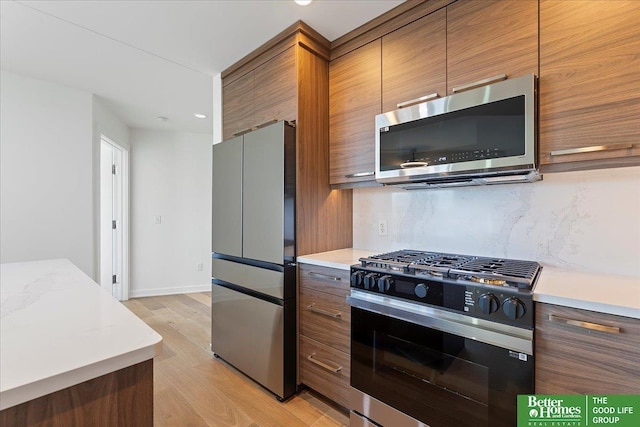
[347,250,542,427]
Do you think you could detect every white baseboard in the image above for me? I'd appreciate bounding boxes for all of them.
[129,284,211,298]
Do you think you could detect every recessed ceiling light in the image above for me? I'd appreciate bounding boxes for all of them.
[295,0,312,5]
[193,113,207,119]
[157,116,168,122]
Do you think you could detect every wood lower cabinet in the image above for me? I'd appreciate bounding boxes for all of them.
[539,0,640,168]
[329,40,381,186]
[299,263,351,408]
[381,8,446,112]
[535,303,640,394]
[446,0,538,94]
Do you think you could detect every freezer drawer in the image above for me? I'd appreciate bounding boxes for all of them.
[211,257,295,300]
[211,284,296,400]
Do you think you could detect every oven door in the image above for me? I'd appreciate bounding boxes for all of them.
[349,292,533,427]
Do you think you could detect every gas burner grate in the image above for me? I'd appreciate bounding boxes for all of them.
[413,254,474,269]
[455,258,540,280]
[368,250,440,264]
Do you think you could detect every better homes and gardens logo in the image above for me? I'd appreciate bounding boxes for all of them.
[518,395,640,427]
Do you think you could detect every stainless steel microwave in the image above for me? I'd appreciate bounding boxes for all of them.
[375,74,540,188]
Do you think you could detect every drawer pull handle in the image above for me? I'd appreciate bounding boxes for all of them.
[308,303,342,319]
[396,92,439,109]
[307,353,342,373]
[549,314,620,334]
[308,271,341,281]
[452,74,507,94]
[549,143,632,157]
[231,120,279,137]
[345,171,374,179]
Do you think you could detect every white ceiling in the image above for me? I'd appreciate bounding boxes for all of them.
[0,0,405,134]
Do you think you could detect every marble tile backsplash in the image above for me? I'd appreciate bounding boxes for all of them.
[353,166,640,277]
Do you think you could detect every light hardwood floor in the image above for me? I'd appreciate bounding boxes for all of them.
[123,292,349,427]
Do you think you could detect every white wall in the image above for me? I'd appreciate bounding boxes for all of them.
[353,166,640,277]
[0,70,95,276]
[129,129,212,296]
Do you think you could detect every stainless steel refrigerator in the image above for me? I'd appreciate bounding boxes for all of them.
[211,121,296,401]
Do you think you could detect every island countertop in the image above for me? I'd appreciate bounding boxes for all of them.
[0,259,162,411]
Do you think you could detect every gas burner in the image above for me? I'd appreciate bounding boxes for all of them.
[469,276,507,286]
[360,250,542,290]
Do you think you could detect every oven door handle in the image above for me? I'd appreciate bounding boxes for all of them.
[347,290,533,355]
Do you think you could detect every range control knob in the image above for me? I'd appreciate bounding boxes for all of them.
[503,297,526,320]
[477,293,500,315]
[377,275,393,293]
[350,271,365,288]
[363,273,378,290]
[414,283,429,298]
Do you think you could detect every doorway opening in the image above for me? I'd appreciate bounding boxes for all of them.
[100,136,129,300]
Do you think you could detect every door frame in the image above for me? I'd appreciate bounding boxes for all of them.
[100,135,130,301]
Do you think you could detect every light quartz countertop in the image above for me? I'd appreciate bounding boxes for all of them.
[534,266,640,319]
[297,248,377,271]
[297,249,640,319]
[0,259,162,411]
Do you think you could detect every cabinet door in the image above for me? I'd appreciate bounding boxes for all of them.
[254,46,297,127]
[329,40,381,186]
[222,72,254,140]
[382,8,446,112]
[535,303,640,394]
[539,0,640,166]
[447,0,538,94]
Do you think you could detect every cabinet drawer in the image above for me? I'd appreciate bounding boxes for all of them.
[299,264,350,298]
[535,303,640,394]
[300,285,350,353]
[300,335,350,409]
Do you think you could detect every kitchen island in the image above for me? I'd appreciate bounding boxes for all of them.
[0,259,162,425]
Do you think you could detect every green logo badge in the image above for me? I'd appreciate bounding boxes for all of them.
[518,395,640,427]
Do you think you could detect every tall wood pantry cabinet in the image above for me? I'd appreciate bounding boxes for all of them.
[220,21,352,257]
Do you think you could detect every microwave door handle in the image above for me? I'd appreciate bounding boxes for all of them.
[400,162,429,168]
[451,74,507,94]
[396,93,439,109]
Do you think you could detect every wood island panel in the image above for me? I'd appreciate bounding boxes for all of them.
[539,0,640,166]
[0,360,153,427]
[382,8,447,112]
[446,0,538,94]
[535,303,640,394]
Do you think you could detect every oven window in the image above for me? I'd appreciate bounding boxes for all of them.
[351,307,533,427]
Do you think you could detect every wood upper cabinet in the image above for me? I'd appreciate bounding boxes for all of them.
[254,46,297,129]
[222,71,254,140]
[329,39,382,186]
[535,303,640,394]
[381,8,446,112]
[539,0,640,167]
[222,47,297,141]
[446,0,538,94]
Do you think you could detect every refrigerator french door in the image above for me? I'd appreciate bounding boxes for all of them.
[211,121,296,400]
